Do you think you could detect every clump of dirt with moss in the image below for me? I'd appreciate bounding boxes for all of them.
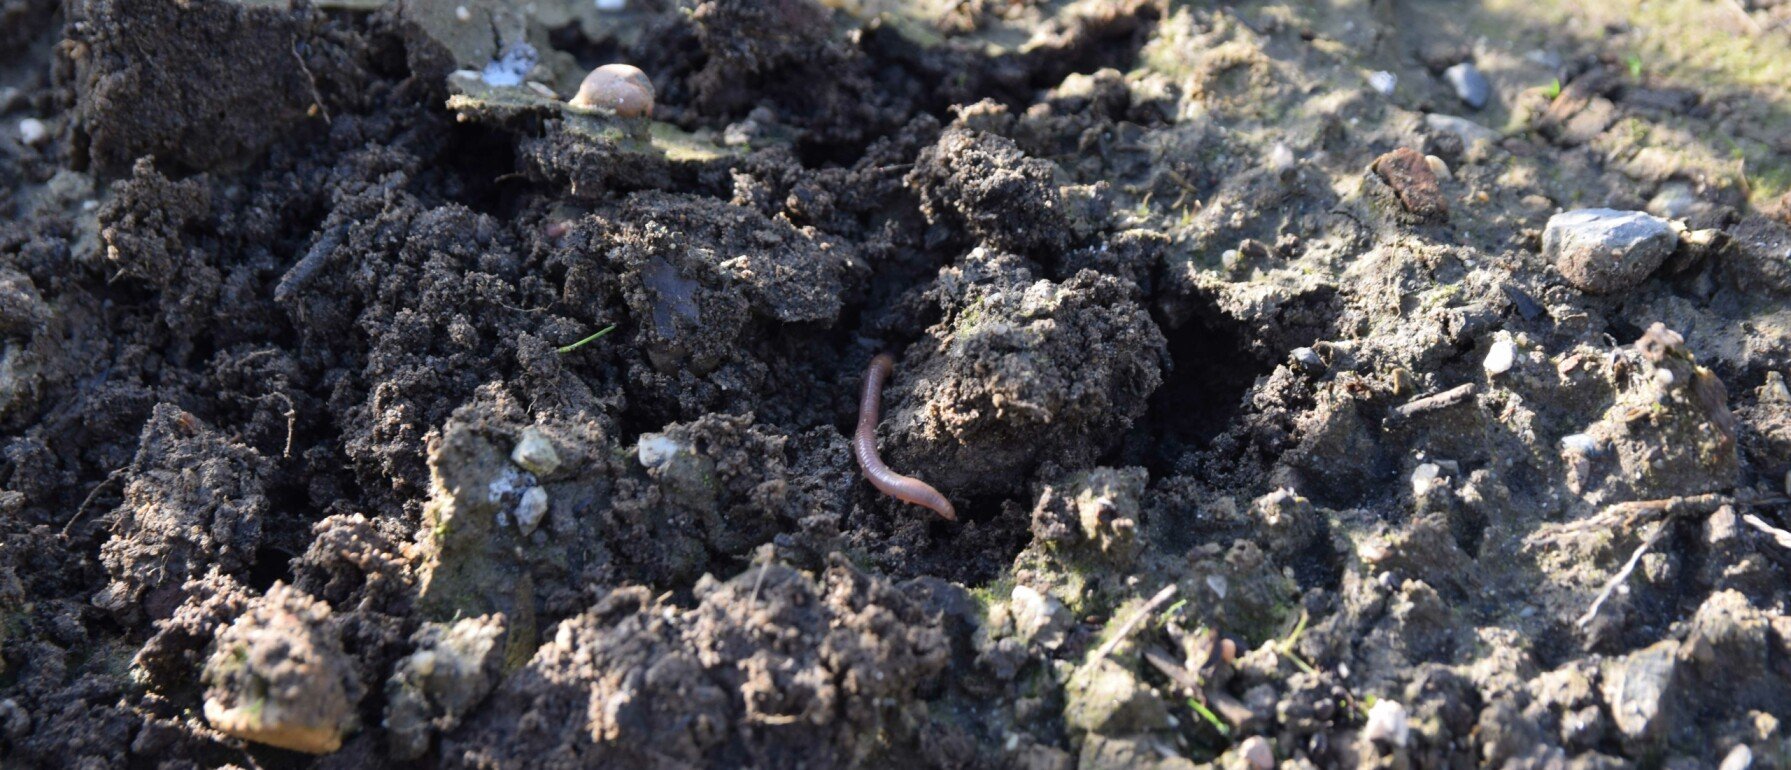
[4,0,1791,767]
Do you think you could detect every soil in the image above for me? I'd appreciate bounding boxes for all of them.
[4,0,1791,767]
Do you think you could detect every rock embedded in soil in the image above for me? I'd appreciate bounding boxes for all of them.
[1443,62,1490,109]
[384,614,506,761]
[1371,147,1449,222]
[1238,735,1275,769]
[1363,698,1410,747]
[201,583,362,754]
[1544,208,1676,294]
[1065,657,1169,736]
[509,426,561,476]
[1483,338,1516,375]
[1600,639,1681,742]
[1425,113,1499,147]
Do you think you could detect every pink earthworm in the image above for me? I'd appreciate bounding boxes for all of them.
[854,353,957,521]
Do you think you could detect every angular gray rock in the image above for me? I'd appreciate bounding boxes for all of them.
[1544,208,1676,294]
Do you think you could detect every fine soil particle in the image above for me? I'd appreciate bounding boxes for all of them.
[4,0,1791,768]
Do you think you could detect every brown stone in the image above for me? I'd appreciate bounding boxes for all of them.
[1372,147,1449,222]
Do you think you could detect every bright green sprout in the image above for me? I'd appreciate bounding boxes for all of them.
[1625,53,1643,78]
[556,323,618,354]
[1276,609,1318,675]
[1187,698,1231,737]
[1543,78,1562,100]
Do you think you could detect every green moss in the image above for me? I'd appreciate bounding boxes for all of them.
[953,295,988,338]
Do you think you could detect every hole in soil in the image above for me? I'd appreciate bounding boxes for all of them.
[1128,312,1272,479]
[247,546,295,591]
[958,491,1017,526]
[1604,316,1644,345]
[440,124,520,216]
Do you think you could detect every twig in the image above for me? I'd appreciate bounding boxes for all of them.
[1387,383,1477,422]
[1144,646,1203,697]
[1578,520,1666,628]
[291,36,331,125]
[556,323,617,354]
[61,470,125,538]
[1091,584,1179,663]
[273,224,347,302]
[264,392,297,459]
[1528,492,1731,546]
[1742,514,1791,551]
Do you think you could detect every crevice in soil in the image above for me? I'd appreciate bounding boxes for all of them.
[1128,308,1274,481]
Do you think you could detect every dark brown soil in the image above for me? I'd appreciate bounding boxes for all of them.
[4,0,1791,768]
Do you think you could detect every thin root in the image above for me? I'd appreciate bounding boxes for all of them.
[61,469,126,538]
[1091,583,1179,663]
[1742,513,1791,551]
[1577,520,1666,628]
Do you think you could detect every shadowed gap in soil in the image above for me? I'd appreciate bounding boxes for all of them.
[1125,309,1273,481]
[797,10,1163,168]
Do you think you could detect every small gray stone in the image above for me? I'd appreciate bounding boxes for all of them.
[1239,735,1275,769]
[1646,182,1700,220]
[1600,639,1680,741]
[510,426,561,476]
[1443,63,1490,109]
[1290,347,1325,374]
[514,487,548,535]
[1543,209,1676,294]
[1425,113,1499,146]
[1009,584,1071,650]
[1560,434,1601,456]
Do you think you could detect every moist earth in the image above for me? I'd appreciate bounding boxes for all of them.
[4,0,1791,768]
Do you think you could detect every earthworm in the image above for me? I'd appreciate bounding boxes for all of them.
[854,353,956,521]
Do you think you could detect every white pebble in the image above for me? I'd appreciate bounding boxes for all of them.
[1267,142,1295,174]
[1205,574,1229,599]
[455,5,470,21]
[1561,434,1600,455]
[1424,154,1451,181]
[1368,71,1397,95]
[1410,463,1441,495]
[637,433,682,468]
[1363,699,1409,747]
[514,486,549,535]
[1720,744,1753,770]
[1484,339,1516,375]
[18,118,47,146]
[595,0,626,8]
